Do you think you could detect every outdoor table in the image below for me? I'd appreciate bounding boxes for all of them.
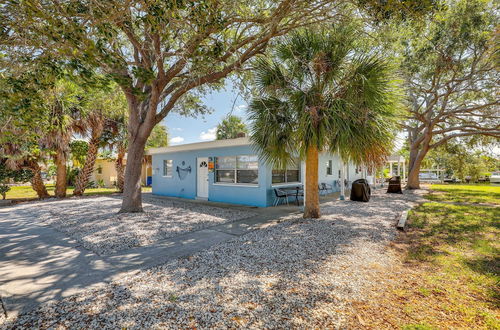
[281,185,304,206]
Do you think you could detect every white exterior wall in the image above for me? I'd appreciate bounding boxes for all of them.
[318,152,342,190]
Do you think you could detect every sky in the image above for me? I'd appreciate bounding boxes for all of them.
[162,86,249,146]
[162,85,407,152]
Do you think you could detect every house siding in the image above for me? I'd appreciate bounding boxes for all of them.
[151,141,369,207]
[152,145,270,207]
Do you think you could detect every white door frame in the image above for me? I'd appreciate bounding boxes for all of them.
[197,157,209,199]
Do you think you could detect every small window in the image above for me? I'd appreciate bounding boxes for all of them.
[272,159,301,184]
[326,160,333,176]
[97,165,103,174]
[163,160,173,177]
[338,169,341,179]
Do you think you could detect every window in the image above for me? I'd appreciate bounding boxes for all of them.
[163,160,172,177]
[272,159,300,184]
[215,155,259,185]
[97,165,103,174]
[326,160,333,175]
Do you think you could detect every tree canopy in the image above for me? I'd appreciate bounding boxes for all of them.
[216,115,248,140]
[248,26,401,217]
[146,124,169,149]
[394,0,499,187]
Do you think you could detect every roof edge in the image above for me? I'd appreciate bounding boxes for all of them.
[146,137,251,155]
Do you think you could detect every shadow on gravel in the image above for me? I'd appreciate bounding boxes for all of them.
[2,192,421,328]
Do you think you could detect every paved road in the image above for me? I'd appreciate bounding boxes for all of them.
[0,196,299,318]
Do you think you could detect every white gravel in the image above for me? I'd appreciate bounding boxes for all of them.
[1,190,424,329]
[19,195,256,255]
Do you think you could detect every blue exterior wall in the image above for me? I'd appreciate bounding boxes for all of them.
[152,145,272,207]
[152,144,363,207]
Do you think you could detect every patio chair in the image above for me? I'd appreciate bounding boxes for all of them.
[273,188,291,206]
[319,183,333,195]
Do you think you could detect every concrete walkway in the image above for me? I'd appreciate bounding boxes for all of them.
[0,196,303,318]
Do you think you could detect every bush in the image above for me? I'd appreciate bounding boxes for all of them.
[0,185,10,200]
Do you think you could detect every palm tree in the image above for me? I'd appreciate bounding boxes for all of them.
[0,130,51,199]
[73,84,128,195]
[41,80,85,198]
[72,111,106,196]
[248,27,400,218]
[216,115,249,139]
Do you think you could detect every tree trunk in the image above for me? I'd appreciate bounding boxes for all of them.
[304,145,320,219]
[119,134,149,212]
[115,144,126,193]
[73,136,100,196]
[27,160,50,199]
[407,146,429,189]
[54,149,67,198]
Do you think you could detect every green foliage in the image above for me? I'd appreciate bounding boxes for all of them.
[70,140,89,167]
[0,162,33,183]
[358,0,439,22]
[0,185,10,199]
[216,115,248,140]
[146,124,169,149]
[422,140,499,181]
[248,26,401,168]
[96,179,105,188]
[66,167,80,186]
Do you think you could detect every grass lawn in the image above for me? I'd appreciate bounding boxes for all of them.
[349,184,499,329]
[427,183,500,205]
[5,184,152,200]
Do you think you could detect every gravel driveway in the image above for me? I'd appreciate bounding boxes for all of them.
[18,195,256,255]
[1,191,424,329]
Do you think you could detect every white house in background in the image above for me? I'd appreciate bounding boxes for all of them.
[147,137,373,207]
[387,154,406,180]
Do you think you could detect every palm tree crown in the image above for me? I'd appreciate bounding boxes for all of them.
[248,26,401,217]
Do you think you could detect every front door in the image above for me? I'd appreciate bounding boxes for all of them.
[197,157,209,198]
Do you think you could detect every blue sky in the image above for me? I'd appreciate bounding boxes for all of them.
[162,84,409,151]
[162,86,249,145]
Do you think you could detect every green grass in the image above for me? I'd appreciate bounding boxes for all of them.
[5,184,152,200]
[427,183,500,205]
[402,199,500,328]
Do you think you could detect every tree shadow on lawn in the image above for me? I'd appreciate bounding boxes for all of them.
[2,193,418,328]
[406,202,499,281]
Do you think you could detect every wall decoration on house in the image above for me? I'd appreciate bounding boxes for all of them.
[208,157,214,172]
[176,161,191,180]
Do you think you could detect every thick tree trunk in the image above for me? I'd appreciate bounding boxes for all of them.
[304,146,320,219]
[407,145,429,189]
[115,144,126,193]
[119,134,149,212]
[54,149,67,198]
[27,160,50,199]
[73,136,100,196]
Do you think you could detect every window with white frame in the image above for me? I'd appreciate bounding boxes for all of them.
[326,160,333,175]
[163,159,173,177]
[215,155,259,184]
[272,159,300,184]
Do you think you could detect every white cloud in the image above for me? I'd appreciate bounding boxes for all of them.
[199,127,217,141]
[172,127,183,131]
[234,104,248,113]
[170,136,185,144]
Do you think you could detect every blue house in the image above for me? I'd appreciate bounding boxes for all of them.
[148,137,372,207]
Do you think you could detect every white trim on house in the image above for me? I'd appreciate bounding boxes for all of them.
[213,183,261,188]
[147,137,251,155]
